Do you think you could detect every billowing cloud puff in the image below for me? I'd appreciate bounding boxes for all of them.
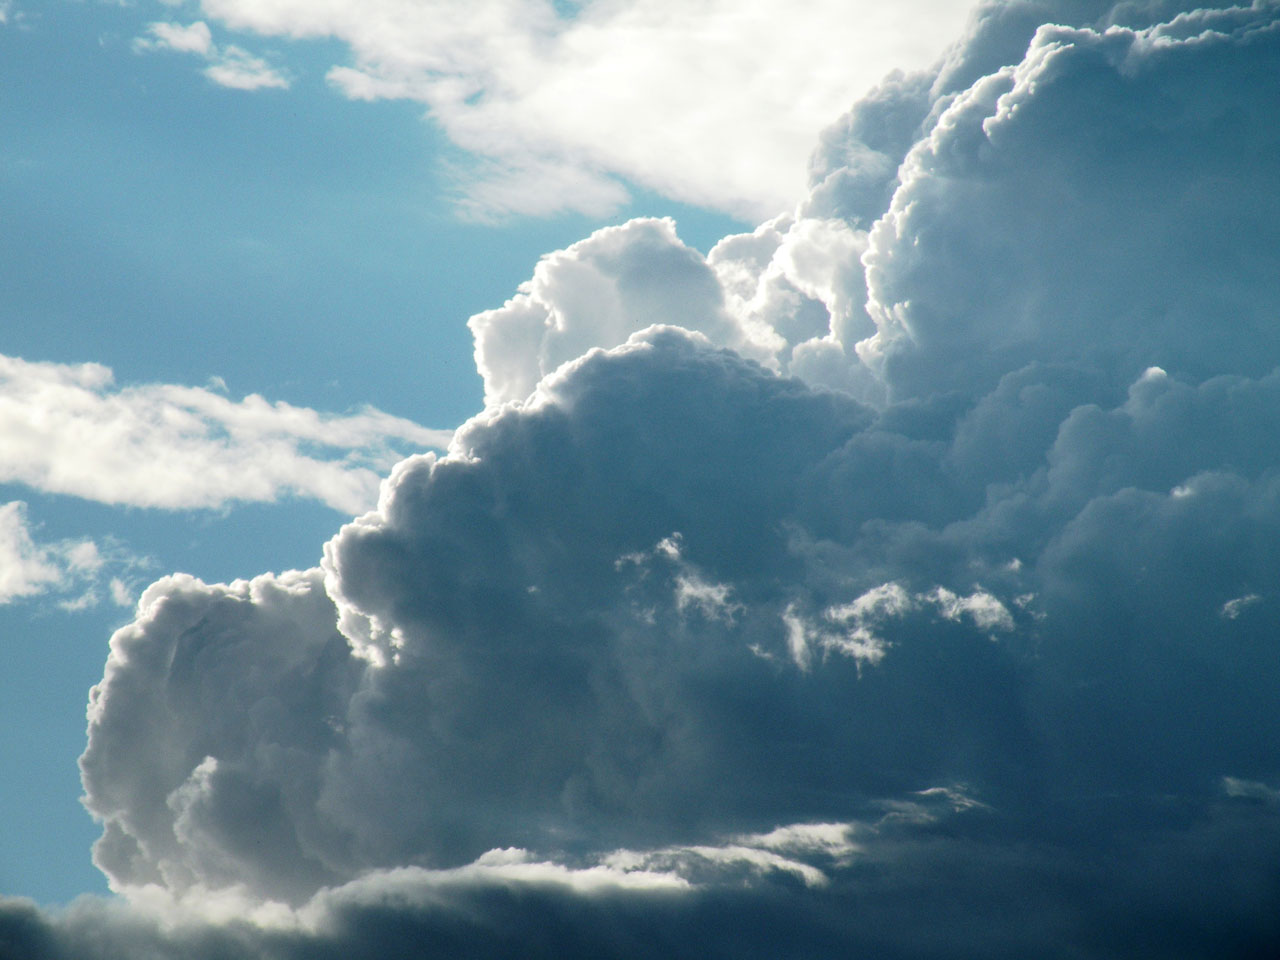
[0,354,449,513]
[14,1,1280,957]
[468,219,776,406]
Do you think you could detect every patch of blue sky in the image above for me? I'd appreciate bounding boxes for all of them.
[1,597,117,902]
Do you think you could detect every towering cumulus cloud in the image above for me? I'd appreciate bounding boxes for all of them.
[8,2,1280,957]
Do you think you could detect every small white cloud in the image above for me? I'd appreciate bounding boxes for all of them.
[1222,776,1280,804]
[735,821,860,863]
[603,823,860,889]
[0,501,136,607]
[136,20,213,57]
[825,581,913,624]
[109,577,135,608]
[785,595,889,672]
[618,533,743,624]
[1220,594,1261,620]
[468,218,772,406]
[927,586,1014,632]
[0,501,65,603]
[135,20,289,92]
[205,46,290,91]
[787,583,1015,670]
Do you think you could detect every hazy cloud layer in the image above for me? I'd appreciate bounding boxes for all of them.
[0,354,450,514]
[133,0,974,218]
[8,1,1280,957]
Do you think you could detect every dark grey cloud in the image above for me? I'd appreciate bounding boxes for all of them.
[19,1,1280,957]
[6,790,1280,959]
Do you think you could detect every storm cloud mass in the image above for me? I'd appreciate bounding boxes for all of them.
[7,1,1280,957]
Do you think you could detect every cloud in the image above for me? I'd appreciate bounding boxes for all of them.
[853,3,1280,400]
[8,787,1280,957]
[0,501,75,604]
[0,501,120,606]
[81,331,885,902]
[135,20,289,91]
[468,217,776,405]
[142,0,976,218]
[0,353,450,514]
[13,0,1280,956]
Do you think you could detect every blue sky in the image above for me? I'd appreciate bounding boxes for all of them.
[3,1,1280,957]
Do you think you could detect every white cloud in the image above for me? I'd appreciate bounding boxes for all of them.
[0,353,449,514]
[203,44,290,90]
[1220,593,1261,620]
[1222,776,1280,804]
[0,501,69,603]
[155,0,978,218]
[0,500,134,607]
[139,20,214,56]
[136,19,289,91]
[785,582,1014,670]
[468,217,775,405]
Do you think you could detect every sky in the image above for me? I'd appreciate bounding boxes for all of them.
[2,0,1280,957]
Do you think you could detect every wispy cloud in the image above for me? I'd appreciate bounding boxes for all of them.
[135,20,289,91]
[0,354,450,514]
[0,501,137,608]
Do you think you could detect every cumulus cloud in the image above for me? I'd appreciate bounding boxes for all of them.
[140,0,975,218]
[135,20,289,91]
[854,3,1280,399]
[9,0,1280,956]
[468,217,777,405]
[0,354,449,514]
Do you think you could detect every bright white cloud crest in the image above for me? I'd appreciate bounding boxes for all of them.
[9,1,1280,957]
